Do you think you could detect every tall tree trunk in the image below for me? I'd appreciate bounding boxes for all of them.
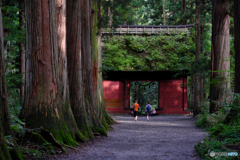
[210,0,230,113]
[2,0,8,65]
[200,12,206,102]
[181,0,186,24]
[190,0,193,23]
[0,0,11,158]
[19,0,25,101]
[107,0,113,26]
[91,0,113,127]
[194,0,201,116]
[181,0,186,13]
[81,0,107,135]
[3,0,7,56]
[234,0,240,93]
[66,0,93,138]
[0,0,23,159]
[162,0,166,25]
[56,0,85,142]
[20,0,79,146]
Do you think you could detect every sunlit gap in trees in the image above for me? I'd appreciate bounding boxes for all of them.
[130,81,159,114]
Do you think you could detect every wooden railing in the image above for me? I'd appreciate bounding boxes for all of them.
[102,24,195,36]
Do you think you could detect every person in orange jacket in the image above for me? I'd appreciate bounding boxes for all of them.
[132,100,140,121]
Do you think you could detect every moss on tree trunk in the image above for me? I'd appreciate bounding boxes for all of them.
[210,0,230,113]
[66,0,93,139]
[56,0,86,142]
[20,0,82,146]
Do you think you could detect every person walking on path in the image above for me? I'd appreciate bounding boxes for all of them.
[132,100,140,121]
[145,102,152,121]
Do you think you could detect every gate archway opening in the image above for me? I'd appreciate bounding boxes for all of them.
[103,71,189,114]
[129,81,159,114]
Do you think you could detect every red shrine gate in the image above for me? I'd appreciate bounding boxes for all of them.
[101,24,194,114]
[103,71,190,114]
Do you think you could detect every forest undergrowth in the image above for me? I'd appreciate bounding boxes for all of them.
[195,93,240,160]
[8,99,65,159]
[7,97,113,159]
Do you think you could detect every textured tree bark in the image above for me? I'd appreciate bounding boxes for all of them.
[56,0,85,142]
[0,0,10,138]
[2,1,8,66]
[91,1,113,127]
[0,1,11,159]
[210,0,230,113]
[91,1,100,118]
[19,0,25,101]
[181,0,186,13]
[66,0,93,138]
[20,0,78,146]
[181,0,186,24]
[190,0,193,23]
[162,0,166,25]
[81,0,107,135]
[234,0,240,93]
[0,0,23,159]
[200,17,205,102]
[193,0,201,116]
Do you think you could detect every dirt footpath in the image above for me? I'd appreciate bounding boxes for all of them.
[49,115,207,160]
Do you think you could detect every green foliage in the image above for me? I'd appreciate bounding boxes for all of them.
[2,2,26,142]
[209,124,240,145]
[10,115,25,136]
[195,114,208,128]
[195,138,230,160]
[3,3,25,92]
[4,135,15,150]
[130,81,158,113]
[100,0,210,26]
[2,4,25,43]
[20,143,55,159]
[102,35,194,73]
[171,55,211,77]
[195,94,240,159]
[2,2,25,99]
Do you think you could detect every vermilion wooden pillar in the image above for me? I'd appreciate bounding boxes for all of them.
[158,81,163,110]
[183,78,188,110]
[124,80,130,109]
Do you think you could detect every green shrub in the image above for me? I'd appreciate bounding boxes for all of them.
[218,124,240,145]
[195,113,223,130]
[195,93,240,159]
[195,138,232,160]
[196,114,209,128]
[10,114,25,136]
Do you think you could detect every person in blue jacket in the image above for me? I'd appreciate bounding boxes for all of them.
[145,102,152,121]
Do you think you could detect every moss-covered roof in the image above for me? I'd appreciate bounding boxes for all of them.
[102,35,195,72]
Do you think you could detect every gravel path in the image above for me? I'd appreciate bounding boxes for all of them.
[48,115,207,160]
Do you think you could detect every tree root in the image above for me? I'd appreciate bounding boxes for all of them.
[23,127,77,152]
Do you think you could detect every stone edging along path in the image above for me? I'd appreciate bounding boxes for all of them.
[47,115,207,160]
